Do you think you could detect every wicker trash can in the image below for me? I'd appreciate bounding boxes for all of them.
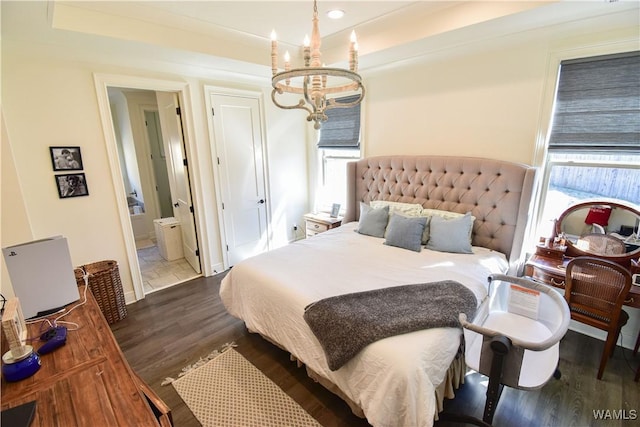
[75,260,127,325]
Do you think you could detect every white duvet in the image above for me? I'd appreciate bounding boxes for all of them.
[220,222,508,427]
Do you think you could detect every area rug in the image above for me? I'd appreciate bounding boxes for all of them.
[166,345,321,427]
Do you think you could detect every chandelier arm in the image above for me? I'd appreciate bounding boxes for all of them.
[302,76,327,127]
[273,68,361,82]
[271,89,313,115]
[274,82,361,95]
[325,86,366,110]
[302,75,315,110]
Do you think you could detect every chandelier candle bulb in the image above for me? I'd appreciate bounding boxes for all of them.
[284,51,291,85]
[303,35,311,66]
[349,30,357,71]
[322,63,327,88]
[354,42,359,72]
[270,30,278,76]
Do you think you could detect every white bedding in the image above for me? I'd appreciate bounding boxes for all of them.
[220,222,509,427]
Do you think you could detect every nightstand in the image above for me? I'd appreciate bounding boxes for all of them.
[524,252,569,290]
[303,213,342,237]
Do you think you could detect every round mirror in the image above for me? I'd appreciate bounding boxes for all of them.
[556,200,640,266]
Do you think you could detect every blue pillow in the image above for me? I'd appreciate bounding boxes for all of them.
[356,203,389,237]
[384,214,427,252]
[426,213,474,254]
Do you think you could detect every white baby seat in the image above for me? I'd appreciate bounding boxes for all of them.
[457,274,570,426]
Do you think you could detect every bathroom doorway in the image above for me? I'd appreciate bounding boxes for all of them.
[107,87,200,295]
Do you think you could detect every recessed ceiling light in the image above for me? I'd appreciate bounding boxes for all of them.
[327,9,345,19]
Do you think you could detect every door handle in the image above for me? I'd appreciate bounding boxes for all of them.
[173,202,179,207]
[258,199,265,204]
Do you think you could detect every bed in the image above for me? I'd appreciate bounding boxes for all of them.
[220,155,536,426]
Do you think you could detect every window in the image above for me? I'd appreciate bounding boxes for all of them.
[537,52,640,239]
[315,95,362,213]
[316,148,360,213]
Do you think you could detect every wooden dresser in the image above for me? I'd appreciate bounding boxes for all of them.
[524,251,640,309]
[1,286,171,426]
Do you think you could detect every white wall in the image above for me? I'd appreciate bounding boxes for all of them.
[362,21,638,167]
[1,113,34,299]
[364,45,545,163]
[1,42,308,302]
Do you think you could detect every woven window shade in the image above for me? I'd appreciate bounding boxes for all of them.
[317,95,361,149]
[548,52,640,153]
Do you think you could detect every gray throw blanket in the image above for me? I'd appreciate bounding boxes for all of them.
[303,281,477,371]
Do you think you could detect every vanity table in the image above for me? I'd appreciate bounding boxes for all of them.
[525,199,640,308]
[524,251,640,308]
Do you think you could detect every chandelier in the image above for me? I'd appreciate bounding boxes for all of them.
[270,0,365,130]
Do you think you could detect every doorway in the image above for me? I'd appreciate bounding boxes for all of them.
[207,87,270,267]
[106,86,201,296]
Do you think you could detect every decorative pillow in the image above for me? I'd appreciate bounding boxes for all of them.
[426,212,474,254]
[356,203,389,238]
[421,208,467,220]
[384,214,427,252]
[370,200,423,217]
[418,209,476,244]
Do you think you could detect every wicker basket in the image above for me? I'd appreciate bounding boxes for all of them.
[75,260,127,325]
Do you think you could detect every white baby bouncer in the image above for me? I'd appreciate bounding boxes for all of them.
[447,274,571,426]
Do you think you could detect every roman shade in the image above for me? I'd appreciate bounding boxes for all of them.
[317,95,361,149]
[548,52,640,153]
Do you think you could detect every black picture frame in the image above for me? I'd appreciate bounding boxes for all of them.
[55,173,89,198]
[50,146,83,171]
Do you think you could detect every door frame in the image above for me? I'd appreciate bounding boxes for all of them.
[204,85,271,270]
[94,74,209,300]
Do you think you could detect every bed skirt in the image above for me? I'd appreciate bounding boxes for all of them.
[251,327,466,422]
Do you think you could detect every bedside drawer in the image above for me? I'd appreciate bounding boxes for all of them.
[530,268,566,289]
[535,245,565,260]
[306,221,329,233]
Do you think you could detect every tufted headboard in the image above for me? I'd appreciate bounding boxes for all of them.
[344,156,537,269]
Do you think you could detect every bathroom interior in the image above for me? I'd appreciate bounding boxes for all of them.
[108,87,199,294]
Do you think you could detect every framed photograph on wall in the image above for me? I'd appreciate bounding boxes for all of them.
[55,173,89,199]
[50,146,83,171]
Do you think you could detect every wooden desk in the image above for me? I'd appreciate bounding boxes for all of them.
[1,286,171,426]
[524,254,640,309]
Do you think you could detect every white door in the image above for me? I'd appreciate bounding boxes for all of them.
[156,91,201,273]
[144,110,173,218]
[210,93,268,266]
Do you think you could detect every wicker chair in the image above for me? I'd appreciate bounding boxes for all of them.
[565,256,631,380]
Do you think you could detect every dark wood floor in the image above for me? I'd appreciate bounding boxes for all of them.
[111,273,640,427]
